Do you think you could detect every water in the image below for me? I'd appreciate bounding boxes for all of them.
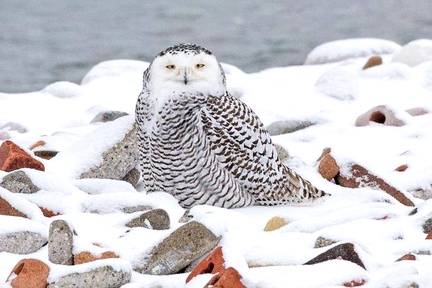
[1,0,432,93]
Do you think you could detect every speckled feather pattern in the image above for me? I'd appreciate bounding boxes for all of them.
[136,43,327,208]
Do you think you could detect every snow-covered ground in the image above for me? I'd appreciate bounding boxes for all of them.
[1,38,432,287]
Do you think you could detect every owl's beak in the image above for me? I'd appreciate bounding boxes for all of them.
[181,68,191,85]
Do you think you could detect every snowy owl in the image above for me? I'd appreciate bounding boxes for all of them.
[135,43,327,208]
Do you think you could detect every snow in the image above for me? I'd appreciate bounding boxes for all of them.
[1,38,432,287]
[392,39,432,67]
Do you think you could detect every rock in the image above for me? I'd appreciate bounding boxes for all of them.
[0,140,45,172]
[0,170,40,194]
[0,194,28,218]
[423,218,432,234]
[39,206,60,217]
[305,38,401,65]
[355,105,406,127]
[363,56,383,70]
[47,262,131,288]
[90,110,129,123]
[266,119,316,136]
[343,280,366,287]
[337,163,415,207]
[395,254,416,261]
[5,258,50,288]
[0,231,47,254]
[134,221,220,275]
[122,167,140,186]
[263,216,288,232]
[126,209,170,230]
[426,231,432,240]
[395,164,408,172]
[42,81,82,98]
[74,251,119,265]
[392,39,432,67]
[314,236,337,248]
[186,246,226,283]
[315,65,359,101]
[29,141,46,150]
[405,107,430,117]
[0,122,27,133]
[304,243,366,269]
[318,154,339,181]
[274,144,290,162]
[179,209,193,223]
[34,150,58,160]
[410,188,432,200]
[121,205,153,214]
[204,267,246,288]
[49,220,74,265]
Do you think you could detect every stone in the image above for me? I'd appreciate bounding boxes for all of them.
[395,164,408,172]
[263,216,288,232]
[411,188,432,200]
[0,170,40,194]
[405,107,430,116]
[0,195,28,218]
[74,251,119,265]
[343,280,366,287]
[392,39,432,67]
[423,218,432,234]
[0,141,45,172]
[49,220,74,265]
[47,264,131,288]
[304,243,366,269]
[79,123,139,181]
[274,144,290,162]
[5,258,50,288]
[39,206,60,217]
[315,65,360,101]
[179,209,193,223]
[134,221,220,275]
[204,267,246,288]
[314,236,337,248]
[318,154,340,181]
[0,122,27,133]
[90,110,129,123]
[186,246,226,283]
[121,205,153,214]
[126,209,170,230]
[337,163,415,207]
[29,141,46,150]
[266,119,316,136]
[0,231,47,254]
[395,254,416,261]
[355,105,406,127]
[34,150,58,160]
[426,231,432,240]
[122,167,140,186]
[362,56,383,70]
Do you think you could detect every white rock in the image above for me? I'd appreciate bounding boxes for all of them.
[305,38,401,65]
[315,65,359,100]
[392,39,432,67]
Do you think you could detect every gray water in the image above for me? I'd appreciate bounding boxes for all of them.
[1,0,432,93]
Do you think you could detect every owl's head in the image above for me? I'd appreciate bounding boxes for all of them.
[144,43,226,96]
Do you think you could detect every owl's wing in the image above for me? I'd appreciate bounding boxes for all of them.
[201,92,326,204]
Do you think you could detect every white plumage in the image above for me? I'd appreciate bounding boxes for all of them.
[135,43,328,208]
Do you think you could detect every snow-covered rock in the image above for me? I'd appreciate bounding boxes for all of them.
[392,39,432,67]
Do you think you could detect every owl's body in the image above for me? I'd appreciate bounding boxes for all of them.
[136,43,327,208]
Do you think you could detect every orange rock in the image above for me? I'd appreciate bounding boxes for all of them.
[395,254,416,261]
[0,141,45,172]
[0,196,28,218]
[204,267,246,288]
[395,164,408,172]
[74,251,119,265]
[343,279,366,287]
[337,163,414,207]
[186,246,225,283]
[426,231,432,240]
[39,206,60,218]
[363,56,383,70]
[5,258,49,288]
[29,141,46,151]
[318,154,340,181]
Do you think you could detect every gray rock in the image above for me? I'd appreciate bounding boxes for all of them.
[49,220,74,265]
[266,120,316,136]
[126,209,170,230]
[423,217,432,234]
[122,167,140,187]
[47,265,131,288]
[0,231,47,254]
[80,125,139,181]
[121,205,153,214]
[0,170,40,194]
[0,122,27,133]
[314,236,337,248]
[90,111,129,123]
[134,221,220,275]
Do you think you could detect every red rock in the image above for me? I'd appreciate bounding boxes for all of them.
[337,163,414,207]
[186,246,226,283]
[363,56,383,70]
[318,154,340,181]
[395,164,408,172]
[395,254,416,261]
[426,231,432,240]
[5,258,49,288]
[355,105,405,127]
[39,206,60,218]
[204,267,246,288]
[0,196,28,218]
[343,279,367,287]
[74,251,119,265]
[0,141,45,172]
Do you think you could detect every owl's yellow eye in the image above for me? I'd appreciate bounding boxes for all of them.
[166,64,176,70]
[195,63,205,69]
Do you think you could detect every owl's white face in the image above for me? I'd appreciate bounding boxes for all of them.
[147,51,226,97]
